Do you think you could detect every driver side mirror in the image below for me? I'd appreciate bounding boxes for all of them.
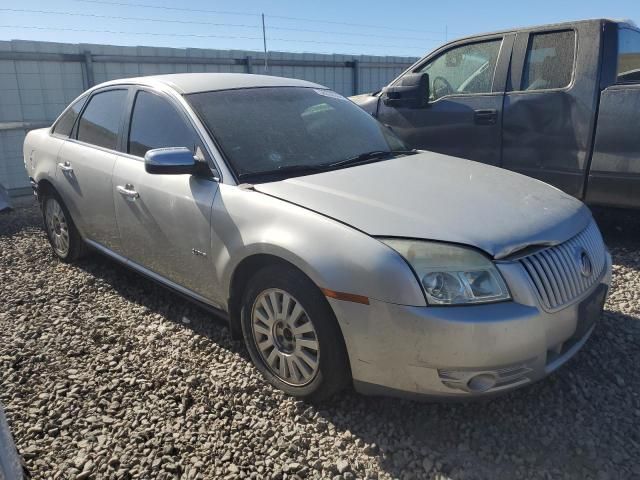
[144,147,197,175]
[382,72,430,109]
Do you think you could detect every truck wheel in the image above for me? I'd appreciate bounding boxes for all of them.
[241,264,351,402]
[41,192,86,262]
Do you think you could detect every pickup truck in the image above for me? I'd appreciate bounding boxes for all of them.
[351,19,640,209]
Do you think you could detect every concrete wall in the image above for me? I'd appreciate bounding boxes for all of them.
[0,39,418,195]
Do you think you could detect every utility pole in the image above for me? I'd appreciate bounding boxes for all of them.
[445,25,448,41]
[262,13,268,73]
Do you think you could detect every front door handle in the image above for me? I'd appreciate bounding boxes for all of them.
[116,184,140,201]
[474,109,498,125]
[58,161,73,173]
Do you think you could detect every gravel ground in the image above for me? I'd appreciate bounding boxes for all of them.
[1,199,639,480]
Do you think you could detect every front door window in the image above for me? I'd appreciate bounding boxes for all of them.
[417,40,502,101]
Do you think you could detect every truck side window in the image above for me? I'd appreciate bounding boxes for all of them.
[417,40,502,101]
[522,31,575,91]
[617,28,640,83]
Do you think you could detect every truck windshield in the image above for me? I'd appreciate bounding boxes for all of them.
[186,87,408,181]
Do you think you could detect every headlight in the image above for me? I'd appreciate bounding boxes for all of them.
[380,239,510,305]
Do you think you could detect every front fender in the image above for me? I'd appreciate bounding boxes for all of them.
[212,184,426,307]
[348,93,380,116]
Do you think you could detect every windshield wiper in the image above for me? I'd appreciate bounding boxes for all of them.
[237,149,419,182]
[326,149,418,169]
[237,163,329,181]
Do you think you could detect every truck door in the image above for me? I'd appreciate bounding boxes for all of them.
[587,24,640,209]
[376,34,513,166]
[501,23,602,198]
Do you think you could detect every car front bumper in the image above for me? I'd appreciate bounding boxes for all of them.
[328,252,612,399]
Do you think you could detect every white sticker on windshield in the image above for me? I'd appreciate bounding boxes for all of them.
[314,89,347,100]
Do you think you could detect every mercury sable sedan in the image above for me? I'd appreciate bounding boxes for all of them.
[24,73,611,401]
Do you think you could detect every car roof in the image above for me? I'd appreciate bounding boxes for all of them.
[447,18,634,44]
[92,73,326,94]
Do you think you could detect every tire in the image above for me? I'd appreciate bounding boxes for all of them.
[41,191,87,262]
[241,264,351,402]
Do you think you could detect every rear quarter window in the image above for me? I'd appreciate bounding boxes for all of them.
[52,96,87,137]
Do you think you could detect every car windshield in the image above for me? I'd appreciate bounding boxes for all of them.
[186,87,409,182]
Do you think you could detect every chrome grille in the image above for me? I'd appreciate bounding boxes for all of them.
[519,221,606,311]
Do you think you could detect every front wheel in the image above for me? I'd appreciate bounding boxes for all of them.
[241,265,351,402]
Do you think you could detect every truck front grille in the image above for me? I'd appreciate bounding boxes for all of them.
[519,221,606,311]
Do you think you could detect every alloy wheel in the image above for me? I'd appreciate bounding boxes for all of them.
[45,198,70,257]
[251,288,320,386]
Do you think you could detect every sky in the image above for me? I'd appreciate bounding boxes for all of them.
[0,0,638,57]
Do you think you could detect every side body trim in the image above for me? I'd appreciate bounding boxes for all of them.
[84,239,229,320]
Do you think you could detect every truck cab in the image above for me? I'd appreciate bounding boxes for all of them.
[351,19,640,209]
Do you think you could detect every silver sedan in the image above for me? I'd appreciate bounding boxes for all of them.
[24,73,611,400]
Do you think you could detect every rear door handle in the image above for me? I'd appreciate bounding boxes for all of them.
[474,109,498,125]
[58,161,73,173]
[116,184,140,201]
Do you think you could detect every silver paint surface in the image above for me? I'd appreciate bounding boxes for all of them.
[254,152,591,259]
[0,403,23,480]
[23,73,611,399]
[112,154,220,299]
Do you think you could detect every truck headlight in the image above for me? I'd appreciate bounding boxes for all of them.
[380,239,511,305]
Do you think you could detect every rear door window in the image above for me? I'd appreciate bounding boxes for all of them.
[521,31,575,91]
[617,27,640,83]
[52,96,87,137]
[76,89,128,150]
[128,90,200,158]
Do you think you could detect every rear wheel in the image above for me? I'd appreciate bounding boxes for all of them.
[241,265,350,402]
[41,192,86,262]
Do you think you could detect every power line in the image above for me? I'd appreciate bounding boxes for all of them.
[0,25,426,51]
[0,8,442,43]
[270,37,425,50]
[0,25,262,41]
[262,25,441,43]
[267,13,443,35]
[0,8,259,30]
[70,0,446,35]
[70,0,260,17]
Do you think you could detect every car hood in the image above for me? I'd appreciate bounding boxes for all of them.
[253,152,592,259]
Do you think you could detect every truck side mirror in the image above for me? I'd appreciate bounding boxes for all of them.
[382,72,430,109]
